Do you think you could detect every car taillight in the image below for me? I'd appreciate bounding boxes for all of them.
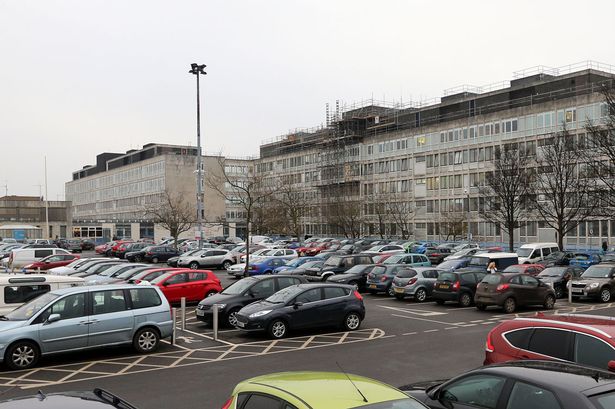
[380,276,387,282]
[353,290,363,301]
[407,277,417,286]
[221,397,233,409]
[146,252,153,255]
[496,284,509,292]
[452,281,460,291]
[485,330,495,352]
[431,253,440,257]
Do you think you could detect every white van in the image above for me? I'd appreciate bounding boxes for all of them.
[516,243,559,264]
[0,275,84,315]
[5,248,70,271]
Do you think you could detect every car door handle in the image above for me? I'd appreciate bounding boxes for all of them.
[520,354,530,359]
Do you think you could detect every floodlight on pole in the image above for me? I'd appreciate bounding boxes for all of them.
[189,63,207,249]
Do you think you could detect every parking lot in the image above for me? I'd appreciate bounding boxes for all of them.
[0,261,614,408]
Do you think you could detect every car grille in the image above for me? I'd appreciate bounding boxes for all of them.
[197,304,210,311]
[571,283,587,289]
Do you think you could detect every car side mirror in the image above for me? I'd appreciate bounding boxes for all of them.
[293,301,303,309]
[608,360,615,372]
[45,313,61,324]
[426,386,440,401]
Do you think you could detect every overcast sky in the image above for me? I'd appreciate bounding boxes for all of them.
[1,0,614,200]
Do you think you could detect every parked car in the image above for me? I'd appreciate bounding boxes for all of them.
[365,265,417,296]
[178,249,235,270]
[95,242,114,255]
[0,274,85,315]
[432,270,487,307]
[442,247,483,261]
[6,248,71,271]
[48,258,117,275]
[361,244,405,255]
[223,372,428,409]
[115,242,148,259]
[570,263,615,302]
[537,266,585,298]
[474,272,556,313]
[80,239,95,251]
[23,254,80,271]
[435,258,470,272]
[250,248,298,262]
[127,267,184,284]
[245,257,289,276]
[106,265,166,284]
[424,248,453,265]
[537,250,578,267]
[85,263,150,285]
[196,275,308,327]
[272,257,320,274]
[326,264,377,291]
[285,261,325,277]
[125,245,153,262]
[516,242,560,264]
[459,252,519,274]
[0,284,172,369]
[569,253,602,269]
[234,283,365,339]
[141,245,179,264]
[382,253,431,267]
[502,263,545,276]
[391,267,442,302]
[0,389,137,408]
[317,254,374,280]
[149,270,221,303]
[73,261,128,278]
[412,242,439,254]
[63,239,83,253]
[404,360,615,409]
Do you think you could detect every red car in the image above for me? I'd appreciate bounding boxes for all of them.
[95,242,114,254]
[305,241,339,256]
[24,254,80,271]
[150,270,222,303]
[128,267,191,284]
[484,314,615,371]
[108,240,134,256]
[502,264,545,276]
[296,242,319,256]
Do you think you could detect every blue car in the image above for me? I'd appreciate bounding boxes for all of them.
[273,257,320,274]
[568,253,601,269]
[412,242,439,254]
[246,257,288,275]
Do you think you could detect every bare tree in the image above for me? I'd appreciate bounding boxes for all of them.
[385,197,415,239]
[441,212,465,241]
[480,147,533,251]
[206,157,276,276]
[273,180,310,239]
[143,190,194,249]
[584,86,615,208]
[533,127,599,250]
[326,201,363,238]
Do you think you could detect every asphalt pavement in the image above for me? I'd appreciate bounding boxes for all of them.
[0,255,613,408]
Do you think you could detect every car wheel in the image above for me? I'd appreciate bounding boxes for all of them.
[226,307,241,327]
[476,303,487,311]
[348,280,359,290]
[189,262,200,270]
[387,286,395,297]
[135,255,143,262]
[5,341,39,370]
[543,294,555,309]
[554,286,564,299]
[151,257,159,264]
[343,312,361,331]
[133,327,160,353]
[222,261,232,270]
[600,288,612,303]
[503,297,516,313]
[435,299,445,305]
[414,288,427,303]
[459,292,472,307]
[268,320,287,339]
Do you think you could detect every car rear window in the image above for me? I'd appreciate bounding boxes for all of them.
[396,269,417,279]
[504,328,532,349]
[439,272,457,282]
[481,275,502,284]
[592,391,615,409]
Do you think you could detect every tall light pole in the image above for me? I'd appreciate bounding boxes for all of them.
[464,188,471,242]
[189,63,206,250]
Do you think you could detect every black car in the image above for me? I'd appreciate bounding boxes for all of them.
[116,242,148,259]
[537,266,585,298]
[326,264,377,291]
[404,360,615,409]
[196,275,308,327]
[235,283,365,339]
[537,251,578,267]
[125,246,154,262]
[0,388,136,408]
[318,254,374,280]
[287,261,325,277]
[432,270,487,307]
[142,245,179,263]
[424,247,452,265]
[80,239,96,251]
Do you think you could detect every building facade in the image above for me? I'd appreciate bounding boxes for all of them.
[65,144,253,242]
[0,196,71,239]
[254,63,615,249]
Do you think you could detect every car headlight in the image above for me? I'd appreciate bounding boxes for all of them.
[249,310,272,318]
[589,282,600,289]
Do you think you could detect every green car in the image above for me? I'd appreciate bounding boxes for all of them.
[222,371,428,409]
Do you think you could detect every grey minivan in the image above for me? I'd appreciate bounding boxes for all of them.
[0,284,172,369]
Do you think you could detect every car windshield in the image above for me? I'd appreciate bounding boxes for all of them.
[370,266,386,276]
[98,264,129,277]
[439,272,457,282]
[286,258,304,267]
[396,269,417,279]
[538,267,566,277]
[150,272,174,284]
[469,256,489,267]
[116,267,149,279]
[265,285,304,303]
[517,248,533,257]
[582,267,613,278]
[324,256,342,267]
[437,260,461,269]
[367,246,383,252]
[350,398,427,409]
[222,278,257,295]
[4,292,59,321]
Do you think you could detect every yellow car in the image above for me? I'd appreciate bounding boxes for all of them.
[221,371,428,409]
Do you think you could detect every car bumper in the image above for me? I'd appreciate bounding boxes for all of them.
[432,290,460,302]
[474,292,506,305]
[570,286,600,298]
[392,285,419,296]
[234,316,267,331]
[366,282,389,292]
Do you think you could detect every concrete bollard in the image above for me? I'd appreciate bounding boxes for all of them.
[171,307,177,345]
[213,304,219,341]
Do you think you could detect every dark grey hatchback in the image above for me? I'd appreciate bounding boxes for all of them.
[234,283,365,339]
[0,389,136,408]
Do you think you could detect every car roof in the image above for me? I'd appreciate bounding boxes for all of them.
[50,283,154,296]
[473,252,518,259]
[511,314,615,338]
[519,243,558,248]
[0,275,84,284]
[237,371,408,408]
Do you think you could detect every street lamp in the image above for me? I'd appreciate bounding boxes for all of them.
[464,188,472,241]
[189,63,207,250]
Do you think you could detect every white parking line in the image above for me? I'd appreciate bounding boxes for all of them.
[379,305,447,317]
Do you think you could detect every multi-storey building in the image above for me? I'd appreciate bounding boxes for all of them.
[255,62,615,249]
[65,143,253,242]
[0,195,71,240]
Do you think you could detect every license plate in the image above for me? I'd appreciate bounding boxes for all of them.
[439,284,450,290]
[196,310,204,316]
[572,288,583,293]
[369,284,377,289]
[236,321,245,328]
[394,287,405,293]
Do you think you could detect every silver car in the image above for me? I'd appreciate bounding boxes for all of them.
[391,267,443,302]
[178,249,235,270]
[0,284,172,369]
